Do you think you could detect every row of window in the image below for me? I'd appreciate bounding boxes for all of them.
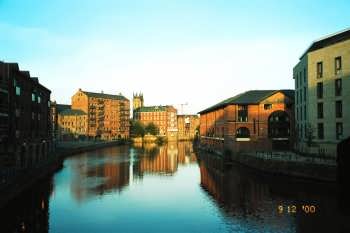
[316,56,343,78]
[317,101,342,119]
[296,105,307,122]
[296,87,307,105]
[316,79,342,98]
[317,122,343,140]
[295,67,307,89]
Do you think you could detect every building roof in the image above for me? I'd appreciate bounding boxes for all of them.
[300,28,350,59]
[198,90,294,114]
[56,104,71,113]
[60,109,86,116]
[82,90,128,101]
[134,106,168,112]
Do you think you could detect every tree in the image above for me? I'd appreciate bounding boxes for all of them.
[130,120,146,137]
[145,122,159,136]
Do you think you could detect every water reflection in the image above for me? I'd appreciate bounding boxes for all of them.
[0,177,52,233]
[198,151,350,233]
[69,141,197,201]
[1,142,349,233]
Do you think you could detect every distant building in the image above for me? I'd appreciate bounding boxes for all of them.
[132,93,144,116]
[71,89,130,140]
[0,61,52,167]
[198,90,295,153]
[177,115,199,141]
[57,109,87,140]
[293,28,350,157]
[50,101,71,140]
[133,105,178,141]
[132,94,178,141]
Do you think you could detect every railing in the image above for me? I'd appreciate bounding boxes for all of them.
[253,151,336,165]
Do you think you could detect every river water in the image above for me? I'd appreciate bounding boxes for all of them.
[0,141,349,233]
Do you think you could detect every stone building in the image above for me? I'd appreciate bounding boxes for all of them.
[71,89,130,140]
[0,61,52,168]
[132,93,144,116]
[293,28,350,157]
[198,90,294,153]
[57,109,87,140]
[177,114,199,141]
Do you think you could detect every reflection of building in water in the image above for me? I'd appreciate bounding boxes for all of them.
[0,178,53,233]
[198,151,349,233]
[71,147,130,201]
[138,144,178,175]
[177,141,197,164]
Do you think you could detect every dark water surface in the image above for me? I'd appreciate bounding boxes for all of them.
[1,142,349,233]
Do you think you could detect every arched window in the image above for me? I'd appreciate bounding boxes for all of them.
[236,127,250,138]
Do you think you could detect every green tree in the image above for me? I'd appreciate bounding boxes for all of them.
[145,122,159,136]
[130,120,145,137]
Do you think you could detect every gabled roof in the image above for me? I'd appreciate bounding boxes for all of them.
[198,90,294,114]
[82,91,128,101]
[135,106,168,112]
[300,28,350,59]
[60,109,86,116]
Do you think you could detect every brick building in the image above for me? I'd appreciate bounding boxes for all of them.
[57,109,87,140]
[71,89,130,140]
[0,61,52,168]
[177,114,199,141]
[294,28,350,157]
[133,105,178,141]
[132,94,178,141]
[50,101,71,140]
[198,90,294,153]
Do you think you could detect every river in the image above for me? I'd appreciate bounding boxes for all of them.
[0,141,349,233]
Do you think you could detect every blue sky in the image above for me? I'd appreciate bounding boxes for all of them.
[1,0,350,113]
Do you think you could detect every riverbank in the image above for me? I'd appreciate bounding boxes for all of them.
[0,140,127,208]
[198,146,337,182]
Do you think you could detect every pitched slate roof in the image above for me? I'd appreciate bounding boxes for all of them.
[198,90,294,114]
[60,109,87,116]
[82,91,128,101]
[300,28,350,59]
[134,106,168,112]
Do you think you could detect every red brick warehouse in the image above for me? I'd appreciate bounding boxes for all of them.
[198,90,295,153]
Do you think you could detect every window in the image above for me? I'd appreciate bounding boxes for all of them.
[236,127,250,138]
[317,62,323,78]
[296,90,299,104]
[304,124,307,138]
[335,56,342,74]
[336,101,342,118]
[317,102,323,119]
[295,75,298,88]
[303,87,307,102]
[32,93,36,102]
[237,105,248,122]
[335,79,342,96]
[38,96,41,103]
[264,104,272,110]
[318,123,324,139]
[317,82,323,99]
[304,68,306,83]
[15,86,21,96]
[336,122,343,140]
[304,105,307,120]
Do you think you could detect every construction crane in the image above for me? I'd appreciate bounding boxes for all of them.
[178,103,188,115]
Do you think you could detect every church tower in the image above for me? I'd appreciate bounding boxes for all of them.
[133,92,144,111]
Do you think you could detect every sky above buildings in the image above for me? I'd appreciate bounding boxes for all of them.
[1,0,350,114]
